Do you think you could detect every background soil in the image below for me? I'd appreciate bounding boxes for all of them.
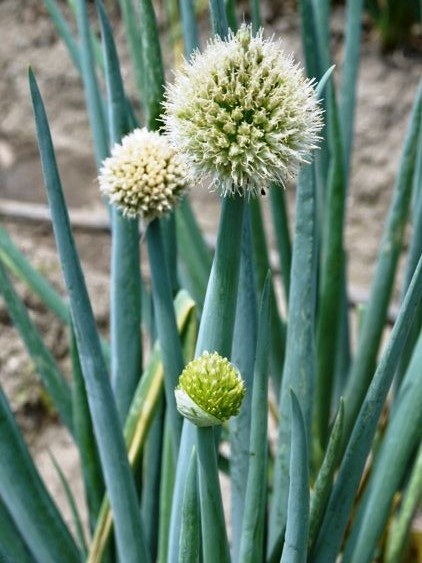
[0,0,421,535]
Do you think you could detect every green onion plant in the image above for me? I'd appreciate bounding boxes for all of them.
[0,0,421,562]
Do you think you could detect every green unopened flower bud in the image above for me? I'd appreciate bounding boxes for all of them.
[175,351,246,427]
[164,24,323,198]
[98,128,189,222]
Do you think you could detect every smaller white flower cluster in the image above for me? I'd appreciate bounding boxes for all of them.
[98,128,189,222]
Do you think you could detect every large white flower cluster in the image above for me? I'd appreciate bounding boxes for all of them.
[164,24,323,197]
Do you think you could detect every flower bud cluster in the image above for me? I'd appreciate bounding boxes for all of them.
[175,351,246,427]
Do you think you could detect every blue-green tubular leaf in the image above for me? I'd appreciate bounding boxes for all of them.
[268,162,317,559]
[344,330,422,562]
[168,196,245,561]
[312,252,422,562]
[0,386,79,562]
[29,69,150,563]
[179,448,200,562]
[280,390,310,563]
[230,208,258,562]
[341,80,422,452]
[0,260,73,432]
[238,274,271,563]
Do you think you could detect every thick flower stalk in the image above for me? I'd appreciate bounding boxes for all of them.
[175,351,246,426]
[98,128,189,221]
[164,24,323,197]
